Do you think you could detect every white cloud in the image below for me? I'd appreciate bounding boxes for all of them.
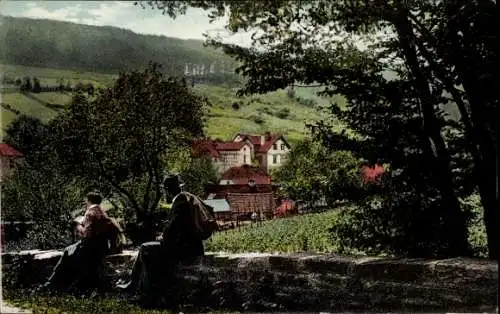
[4,1,253,45]
[20,4,84,23]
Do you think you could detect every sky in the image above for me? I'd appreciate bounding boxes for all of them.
[0,0,252,45]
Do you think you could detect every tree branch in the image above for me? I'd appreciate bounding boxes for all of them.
[88,144,142,212]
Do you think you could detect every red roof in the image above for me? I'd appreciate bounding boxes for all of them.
[191,139,220,158]
[0,144,23,157]
[361,164,385,184]
[236,134,262,146]
[235,132,287,153]
[221,165,272,185]
[215,141,249,151]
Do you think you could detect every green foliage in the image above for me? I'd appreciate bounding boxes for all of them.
[2,293,240,314]
[3,295,168,314]
[49,62,206,243]
[274,138,363,206]
[163,147,218,196]
[2,113,86,250]
[275,108,291,119]
[206,209,349,253]
[332,192,488,258]
[461,194,488,258]
[3,114,48,156]
[1,162,83,250]
[250,114,264,125]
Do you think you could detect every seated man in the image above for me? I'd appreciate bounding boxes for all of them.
[116,174,218,309]
[39,191,124,295]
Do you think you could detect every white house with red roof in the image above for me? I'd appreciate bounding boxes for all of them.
[0,143,24,184]
[233,132,291,173]
[192,132,291,176]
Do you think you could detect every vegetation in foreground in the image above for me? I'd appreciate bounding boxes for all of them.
[3,294,238,314]
[206,199,487,257]
[206,208,345,254]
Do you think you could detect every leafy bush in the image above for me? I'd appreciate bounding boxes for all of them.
[273,138,364,207]
[1,163,82,251]
[250,114,265,125]
[460,193,488,257]
[275,108,291,119]
[332,191,489,258]
[231,102,241,110]
[256,106,273,116]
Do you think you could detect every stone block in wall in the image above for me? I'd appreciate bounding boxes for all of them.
[1,249,498,313]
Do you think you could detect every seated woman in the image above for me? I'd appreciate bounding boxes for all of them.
[39,191,124,295]
[116,174,218,309]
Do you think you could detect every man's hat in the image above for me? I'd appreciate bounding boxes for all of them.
[163,173,185,189]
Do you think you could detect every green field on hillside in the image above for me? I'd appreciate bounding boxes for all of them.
[1,64,344,142]
[205,208,360,254]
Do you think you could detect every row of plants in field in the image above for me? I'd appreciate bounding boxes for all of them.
[206,196,488,257]
[205,208,348,254]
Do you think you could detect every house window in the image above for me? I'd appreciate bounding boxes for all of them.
[244,155,247,163]
[281,144,286,150]
[273,155,278,164]
[273,143,278,150]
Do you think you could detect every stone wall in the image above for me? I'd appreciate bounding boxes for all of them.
[2,250,498,312]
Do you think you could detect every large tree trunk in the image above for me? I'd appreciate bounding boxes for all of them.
[394,6,470,257]
[444,0,499,259]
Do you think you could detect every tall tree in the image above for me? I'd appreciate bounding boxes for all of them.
[3,115,48,157]
[51,62,206,243]
[142,0,497,259]
[32,77,42,93]
[274,138,362,208]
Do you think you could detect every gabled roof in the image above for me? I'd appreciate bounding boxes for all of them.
[234,133,262,146]
[234,132,290,153]
[215,140,250,151]
[0,143,23,157]
[191,139,220,158]
[220,165,272,185]
[258,133,288,153]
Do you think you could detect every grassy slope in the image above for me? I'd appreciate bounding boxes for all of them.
[1,64,343,142]
[205,208,352,254]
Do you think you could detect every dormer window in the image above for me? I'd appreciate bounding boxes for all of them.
[273,143,278,150]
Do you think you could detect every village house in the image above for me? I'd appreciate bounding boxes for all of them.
[0,143,24,185]
[192,132,291,175]
[204,183,277,223]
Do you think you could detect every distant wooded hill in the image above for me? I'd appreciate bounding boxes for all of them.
[0,15,242,85]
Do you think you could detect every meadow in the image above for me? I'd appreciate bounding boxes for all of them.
[205,207,360,254]
[0,63,344,142]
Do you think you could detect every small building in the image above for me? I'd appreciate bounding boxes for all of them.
[226,192,276,220]
[204,183,278,222]
[203,198,232,221]
[0,143,24,184]
[192,132,291,175]
[219,165,271,185]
